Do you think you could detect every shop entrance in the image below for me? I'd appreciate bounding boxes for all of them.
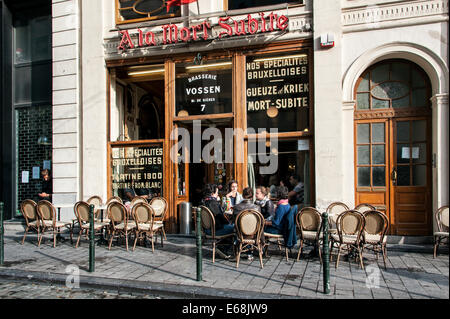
[176,120,234,207]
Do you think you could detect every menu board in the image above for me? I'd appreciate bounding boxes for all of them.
[246,53,310,132]
[111,144,164,198]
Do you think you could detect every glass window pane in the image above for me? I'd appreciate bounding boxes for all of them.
[371,64,389,85]
[356,93,370,110]
[357,73,370,92]
[372,123,385,143]
[372,82,409,100]
[30,16,52,61]
[392,95,410,108]
[412,143,427,164]
[397,166,410,186]
[357,146,370,165]
[412,69,425,88]
[372,97,389,109]
[14,66,31,104]
[396,121,409,142]
[397,144,410,164]
[391,63,410,82]
[14,23,31,63]
[118,0,180,22]
[358,167,370,187]
[176,59,232,116]
[357,124,369,144]
[246,53,310,133]
[412,120,426,141]
[411,88,428,107]
[413,165,426,186]
[372,167,385,187]
[372,145,385,164]
[15,63,51,104]
[110,144,164,200]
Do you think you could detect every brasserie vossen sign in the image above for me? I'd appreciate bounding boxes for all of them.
[117,12,289,50]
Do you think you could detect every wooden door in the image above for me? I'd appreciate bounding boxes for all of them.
[355,120,390,218]
[391,117,432,235]
[355,117,432,235]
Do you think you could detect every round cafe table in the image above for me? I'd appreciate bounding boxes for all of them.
[54,203,74,242]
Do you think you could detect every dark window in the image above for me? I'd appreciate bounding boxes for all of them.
[116,0,180,24]
[227,0,298,10]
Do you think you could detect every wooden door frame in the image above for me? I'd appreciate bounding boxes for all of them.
[389,116,433,235]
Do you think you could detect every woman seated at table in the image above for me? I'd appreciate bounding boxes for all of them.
[255,186,275,219]
[200,184,234,236]
[264,186,291,234]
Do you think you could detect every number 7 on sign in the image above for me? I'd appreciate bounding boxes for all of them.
[201,104,206,112]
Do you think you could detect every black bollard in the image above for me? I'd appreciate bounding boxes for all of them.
[196,207,202,281]
[322,212,330,294]
[89,204,95,272]
[0,202,4,266]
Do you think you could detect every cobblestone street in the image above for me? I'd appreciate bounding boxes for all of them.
[0,229,448,299]
[0,277,163,299]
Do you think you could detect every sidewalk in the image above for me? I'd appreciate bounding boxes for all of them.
[0,229,448,299]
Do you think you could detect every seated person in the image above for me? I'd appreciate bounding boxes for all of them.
[200,184,234,236]
[38,169,52,202]
[288,174,304,206]
[225,180,243,209]
[135,187,154,200]
[264,186,291,235]
[122,188,136,203]
[232,187,261,223]
[255,186,275,219]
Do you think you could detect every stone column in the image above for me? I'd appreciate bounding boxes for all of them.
[313,0,344,211]
[342,100,356,208]
[431,93,449,232]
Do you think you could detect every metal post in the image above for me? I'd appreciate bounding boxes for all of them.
[322,212,330,294]
[0,202,4,266]
[89,204,95,272]
[196,207,202,281]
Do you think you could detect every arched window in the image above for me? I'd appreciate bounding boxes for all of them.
[355,60,431,110]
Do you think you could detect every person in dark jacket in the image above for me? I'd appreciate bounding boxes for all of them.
[264,186,291,234]
[255,186,275,219]
[231,187,260,223]
[201,184,234,236]
[38,169,52,201]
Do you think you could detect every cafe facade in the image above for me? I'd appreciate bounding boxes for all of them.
[1,0,448,238]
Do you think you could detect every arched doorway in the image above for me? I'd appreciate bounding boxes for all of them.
[354,59,432,235]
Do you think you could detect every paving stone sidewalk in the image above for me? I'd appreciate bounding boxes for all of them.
[0,230,448,299]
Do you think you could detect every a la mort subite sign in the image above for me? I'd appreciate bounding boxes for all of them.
[117,12,289,50]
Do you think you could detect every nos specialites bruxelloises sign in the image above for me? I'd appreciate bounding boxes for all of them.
[117,12,289,51]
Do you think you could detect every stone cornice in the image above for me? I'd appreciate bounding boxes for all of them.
[342,0,448,33]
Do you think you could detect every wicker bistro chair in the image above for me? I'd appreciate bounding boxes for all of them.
[354,203,376,214]
[73,201,109,248]
[263,231,289,261]
[199,205,234,263]
[296,207,323,262]
[330,210,366,269]
[107,201,135,251]
[362,210,389,269]
[19,200,40,245]
[106,196,123,205]
[326,202,349,234]
[131,196,147,207]
[36,200,72,247]
[132,202,164,252]
[235,209,265,269]
[150,197,168,240]
[433,206,449,258]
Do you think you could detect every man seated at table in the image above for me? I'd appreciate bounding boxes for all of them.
[231,187,261,223]
[200,184,234,236]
